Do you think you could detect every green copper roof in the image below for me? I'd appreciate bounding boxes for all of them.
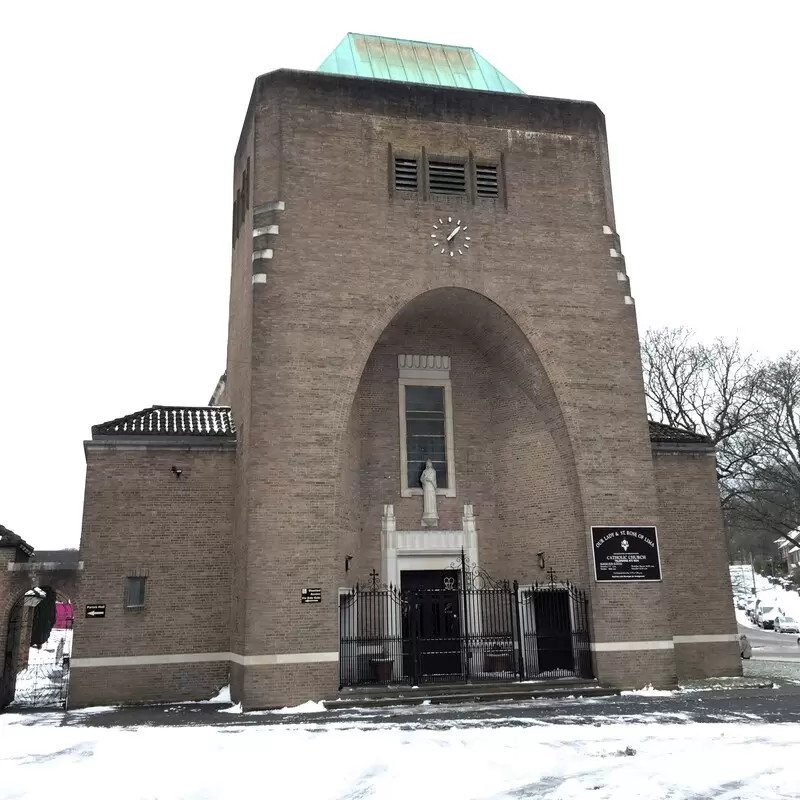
[317,33,524,94]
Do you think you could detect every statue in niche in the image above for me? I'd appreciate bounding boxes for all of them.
[420,459,439,527]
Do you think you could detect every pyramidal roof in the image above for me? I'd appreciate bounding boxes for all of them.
[317,33,524,94]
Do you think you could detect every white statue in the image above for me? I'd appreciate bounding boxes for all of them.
[420,459,439,527]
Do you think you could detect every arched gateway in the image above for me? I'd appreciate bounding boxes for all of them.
[0,589,74,710]
[64,34,741,711]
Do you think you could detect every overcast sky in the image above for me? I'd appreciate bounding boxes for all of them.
[1,1,797,549]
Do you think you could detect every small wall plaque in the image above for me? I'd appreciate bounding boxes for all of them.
[85,604,106,618]
[301,588,322,604]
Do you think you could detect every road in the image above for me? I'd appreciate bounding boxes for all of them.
[737,613,800,660]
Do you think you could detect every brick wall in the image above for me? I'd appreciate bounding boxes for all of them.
[594,649,677,688]
[69,662,227,708]
[227,70,676,704]
[350,295,587,587]
[653,444,741,679]
[68,442,235,707]
[227,120,255,679]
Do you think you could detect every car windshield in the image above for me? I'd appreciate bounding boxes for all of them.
[782,617,796,623]
[761,607,775,614]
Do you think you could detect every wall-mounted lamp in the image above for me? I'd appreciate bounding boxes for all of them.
[23,588,44,608]
[171,466,183,479]
[537,551,546,570]
[344,555,353,573]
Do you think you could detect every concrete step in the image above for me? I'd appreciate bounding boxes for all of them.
[327,680,616,710]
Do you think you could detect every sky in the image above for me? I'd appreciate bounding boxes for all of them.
[1,1,798,548]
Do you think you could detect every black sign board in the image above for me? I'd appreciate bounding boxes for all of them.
[301,588,322,604]
[592,526,662,582]
[85,604,106,618]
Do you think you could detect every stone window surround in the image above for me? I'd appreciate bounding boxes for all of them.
[397,355,456,499]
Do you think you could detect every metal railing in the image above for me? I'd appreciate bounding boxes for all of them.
[339,556,593,688]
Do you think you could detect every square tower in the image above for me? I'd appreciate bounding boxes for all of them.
[225,34,677,707]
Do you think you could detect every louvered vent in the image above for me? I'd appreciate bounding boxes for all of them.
[476,163,499,197]
[394,157,418,191]
[428,160,466,195]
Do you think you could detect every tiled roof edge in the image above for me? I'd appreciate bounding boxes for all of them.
[91,405,236,438]
[648,420,713,445]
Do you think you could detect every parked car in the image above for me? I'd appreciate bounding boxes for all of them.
[736,598,747,610]
[774,616,800,634]
[757,605,781,629]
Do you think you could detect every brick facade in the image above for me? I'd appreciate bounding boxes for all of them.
[653,444,741,679]
[0,63,740,710]
[67,441,235,706]
[229,70,681,706]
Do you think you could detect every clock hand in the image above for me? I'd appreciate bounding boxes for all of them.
[446,225,461,242]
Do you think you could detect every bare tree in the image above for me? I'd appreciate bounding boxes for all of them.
[642,329,800,556]
[734,354,800,540]
[641,327,763,509]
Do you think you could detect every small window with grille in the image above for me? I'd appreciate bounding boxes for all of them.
[428,160,466,195]
[475,163,499,197]
[125,576,147,609]
[394,157,418,192]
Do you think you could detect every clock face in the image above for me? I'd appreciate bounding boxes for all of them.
[430,216,471,257]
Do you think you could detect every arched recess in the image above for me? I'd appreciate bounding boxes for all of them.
[0,587,74,710]
[333,287,588,588]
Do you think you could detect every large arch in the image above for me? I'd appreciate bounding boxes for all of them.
[333,286,588,588]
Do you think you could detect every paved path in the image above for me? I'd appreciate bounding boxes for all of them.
[8,683,800,730]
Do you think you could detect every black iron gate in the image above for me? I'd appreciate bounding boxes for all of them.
[517,580,592,680]
[339,555,593,688]
[0,589,73,710]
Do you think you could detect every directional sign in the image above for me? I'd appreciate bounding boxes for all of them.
[85,604,106,618]
[301,588,322,604]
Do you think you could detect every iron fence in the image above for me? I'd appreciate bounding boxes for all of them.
[1,591,73,710]
[518,582,593,680]
[339,555,593,689]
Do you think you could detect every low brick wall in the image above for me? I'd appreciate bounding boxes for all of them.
[593,648,678,689]
[241,662,339,710]
[674,641,741,681]
[68,662,229,708]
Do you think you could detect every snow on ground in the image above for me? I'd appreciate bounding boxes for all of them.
[2,713,800,799]
[620,684,674,697]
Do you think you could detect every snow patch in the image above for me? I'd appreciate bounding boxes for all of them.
[67,705,119,716]
[198,685,231,704]
[620,684,674,696]
[218,703,242,715]
[274,700,327,715]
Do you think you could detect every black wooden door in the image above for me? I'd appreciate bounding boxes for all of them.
[401,570,462,682]
[533,589,575,674]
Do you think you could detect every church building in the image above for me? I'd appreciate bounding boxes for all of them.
[2,34,741,711]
